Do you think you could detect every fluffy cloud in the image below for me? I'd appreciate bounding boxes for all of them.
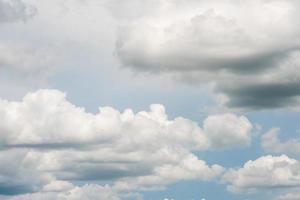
[112,0,300,111]
[0,89,254,197]
[0,89,252,150]
[1,0,300,111]
[0,148,51,195]
[113,154,223,192]
[261,128,300,156]
[222,155,300,193]
[0,0,36,24]
[203,114,252,149]
[3,0,300,111]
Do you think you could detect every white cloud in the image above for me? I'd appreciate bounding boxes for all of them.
[222,155,300,194]
[111,0,300,111]
[113,154,223,191]
[203,113,252,149]
[0,89,252,150]
[0,89,254,196]
[2,0,300,111]
[261,128,300,155]
[0,0,300,111]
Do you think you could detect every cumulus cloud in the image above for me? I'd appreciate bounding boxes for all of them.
[203,113,252,149]
[0,89,254,197]
[5,0,299,111]
[1,0,300,111]
[222,155,300,194]
[0,89,252,150]
[0,0,36,24]
[261,128,300,156]
[113,154,223,192]
[0,148,51,195]
[111,0,300,111]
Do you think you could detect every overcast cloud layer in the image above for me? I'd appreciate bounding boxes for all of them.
[0,0,36,24]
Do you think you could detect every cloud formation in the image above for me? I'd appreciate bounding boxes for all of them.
[0,43,59,76]
[112,0,300,111]
[2,0,300,111]
[1,1,299,199]
[0,89,253,197]
[222,155,300,193]
[261,128,300,156]
[0,0,116,80]
[6,184,121,200]
[0,0,36,24]
[0,89,252,150]
[276,192,300,200]
[0,1,60,78]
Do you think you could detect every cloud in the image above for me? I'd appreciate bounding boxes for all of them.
[0,0,116,81]
[113,154,223,191]
[0,89,254,196]
[261,128,300,155]
[0,42,60,76]
[222,155,300,194]
[203,113,252,149]
[1,0,300,111]
[111,0,300,111]
[0,0,36,24]
[6,184,121,200]
[0,1,63,78]
[275,192,300,200]
[0,89,252,150]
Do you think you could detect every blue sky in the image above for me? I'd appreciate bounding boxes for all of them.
[51,65,300,200]
[1,0,300,200]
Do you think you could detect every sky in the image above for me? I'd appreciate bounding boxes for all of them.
[0,0,300,199]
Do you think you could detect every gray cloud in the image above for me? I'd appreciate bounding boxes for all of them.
[0,185,32,196]
[6,184,121,200]
[0,0,36,24]
[217,80,300,110]
[4,0,300,111]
